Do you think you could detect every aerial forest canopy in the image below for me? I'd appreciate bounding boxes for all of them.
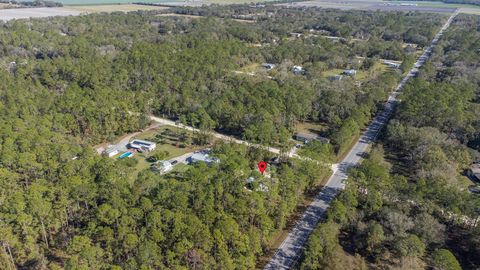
[0,5,457,270]
[300,13,480,270]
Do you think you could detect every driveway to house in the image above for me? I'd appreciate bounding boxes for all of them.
[263,10,459,270]
[95,122,161,154]
[169,151,195,165]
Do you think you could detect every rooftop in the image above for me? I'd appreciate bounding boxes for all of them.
[472,163,480,174]
[131,139,155,146]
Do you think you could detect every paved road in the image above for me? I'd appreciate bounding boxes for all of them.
[263,10,458,270]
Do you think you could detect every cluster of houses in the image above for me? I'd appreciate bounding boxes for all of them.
[261,62,305,75]
[150,149,220,175]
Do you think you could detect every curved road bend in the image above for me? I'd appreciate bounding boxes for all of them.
[263,10,458,270]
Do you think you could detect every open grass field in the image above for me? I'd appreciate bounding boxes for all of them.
[295,121,328,136]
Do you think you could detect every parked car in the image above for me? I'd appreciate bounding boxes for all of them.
[171,160,178,165]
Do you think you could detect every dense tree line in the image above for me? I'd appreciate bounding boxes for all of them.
[0,6,448,269]
[299,14,480,270]
[171,5,444,46]
[1,7,438,149]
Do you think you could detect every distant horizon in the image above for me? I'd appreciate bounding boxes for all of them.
[48,0,187,5]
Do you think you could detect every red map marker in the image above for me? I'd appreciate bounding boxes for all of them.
[258,161,267,174]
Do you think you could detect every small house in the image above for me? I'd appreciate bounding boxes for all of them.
[292,65,304,75]
[270,156,281,165]
[294,133,330,144]
[262,63,276,70]
[290,32,303,38]
[469,163,480,181]
[151,160,173,173]
[129,139,156,152]
[245,177,269,192]
[104,147,119,158]
[329,75,343,81]
[187,152,219,165]
[8,61,16,73]
[343,69,357,76]
[384,61,401,69]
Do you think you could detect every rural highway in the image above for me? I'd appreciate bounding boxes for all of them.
[263,10,459,270]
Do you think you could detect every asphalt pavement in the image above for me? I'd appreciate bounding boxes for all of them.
[263,10,459,270]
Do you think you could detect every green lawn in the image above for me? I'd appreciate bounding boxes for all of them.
[321,60,391,81]
[322,68,370,80]
[295,121,328,136]
[124,125,200,176]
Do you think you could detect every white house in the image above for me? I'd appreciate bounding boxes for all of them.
[262,63,276,70]
[187,152,220,165]
[292,65,304,74]
[129,139,156,151]
[384,61,401,69]
[245,177,269,192]
[343,69,357,76]
[151,160,173,173]
[104,147,119,158]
